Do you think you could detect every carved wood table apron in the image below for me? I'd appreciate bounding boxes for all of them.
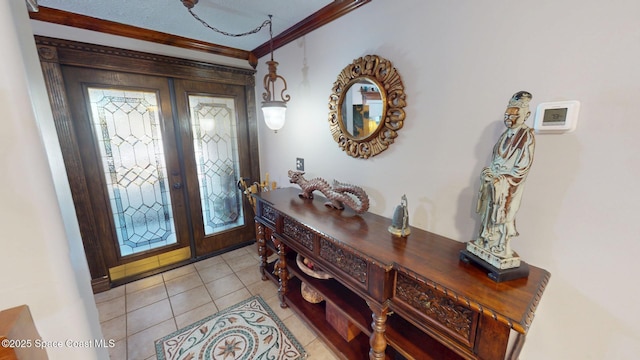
[253,188,550,360]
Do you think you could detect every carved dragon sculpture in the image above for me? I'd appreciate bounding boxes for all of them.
[288,170,370,214]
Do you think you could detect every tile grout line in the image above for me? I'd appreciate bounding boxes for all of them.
[162,278,178,349]
[194,259,216,307]
[124,288,128,360]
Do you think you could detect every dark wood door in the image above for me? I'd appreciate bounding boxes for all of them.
[173,78,255,256]
[62,66,254,274]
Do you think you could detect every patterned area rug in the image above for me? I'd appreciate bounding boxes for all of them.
[155,296,307,360]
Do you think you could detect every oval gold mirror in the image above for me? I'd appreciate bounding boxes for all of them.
[328,55,406,159]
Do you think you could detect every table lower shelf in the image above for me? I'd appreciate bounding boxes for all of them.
[264,260,373,359]
[263,252,463,360]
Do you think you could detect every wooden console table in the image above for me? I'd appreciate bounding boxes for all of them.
[253,188,550,360]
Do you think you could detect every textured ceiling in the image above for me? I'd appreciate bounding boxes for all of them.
[37,0,332,51]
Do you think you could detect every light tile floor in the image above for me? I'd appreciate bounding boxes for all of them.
[94,244,339,360]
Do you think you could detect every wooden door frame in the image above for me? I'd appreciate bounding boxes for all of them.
[36,36,260,292]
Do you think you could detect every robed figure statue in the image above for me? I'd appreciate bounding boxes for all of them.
[467,91,535,271]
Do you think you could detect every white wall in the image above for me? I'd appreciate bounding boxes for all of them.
[0,0,106,359]
[255,0,640,359]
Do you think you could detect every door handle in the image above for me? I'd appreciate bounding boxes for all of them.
[173,182,183,189]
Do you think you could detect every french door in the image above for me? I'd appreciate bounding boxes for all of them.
[173,79,255,255]
[62,66,255,282]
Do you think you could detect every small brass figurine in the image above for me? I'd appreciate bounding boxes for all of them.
[238,173,277,213]
[389,194,410,237]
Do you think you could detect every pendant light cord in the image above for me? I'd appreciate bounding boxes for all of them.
[268,15,274,61]
[188,8,271,38]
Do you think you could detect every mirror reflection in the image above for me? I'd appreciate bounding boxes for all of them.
[328,54,406,159]
[341,79,384,139]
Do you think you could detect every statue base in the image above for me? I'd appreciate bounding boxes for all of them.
[388,225,410,237]
[464,241,521,269]
[460,244,529,282]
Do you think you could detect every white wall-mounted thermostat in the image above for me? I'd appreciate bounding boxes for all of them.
[533,100,580,133]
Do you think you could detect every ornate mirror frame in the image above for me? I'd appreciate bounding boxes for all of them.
[328,55,406,159]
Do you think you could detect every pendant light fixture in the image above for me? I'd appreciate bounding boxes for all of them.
[182,1,290,132]
[261,15,290,132]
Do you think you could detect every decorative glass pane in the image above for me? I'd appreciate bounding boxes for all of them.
[88,88,177,257]
[189,95,244,235]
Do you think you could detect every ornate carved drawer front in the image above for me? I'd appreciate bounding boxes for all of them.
[394,272,477,347]
[319,237,368,289]
[260,203,278,225]
[282,217,315,251]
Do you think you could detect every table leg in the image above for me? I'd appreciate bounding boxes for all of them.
[368,301,388,359]
[272,235,289,308]
[255,222,268,281]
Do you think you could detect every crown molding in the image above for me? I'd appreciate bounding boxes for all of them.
[252,0,371,58]
[29,7,256,67]
[29,1,370,68]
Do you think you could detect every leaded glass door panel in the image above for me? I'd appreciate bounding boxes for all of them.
[87,88,178,256]
[174,79,255,256]
[189,96,244,235]
[62,67,191,275]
